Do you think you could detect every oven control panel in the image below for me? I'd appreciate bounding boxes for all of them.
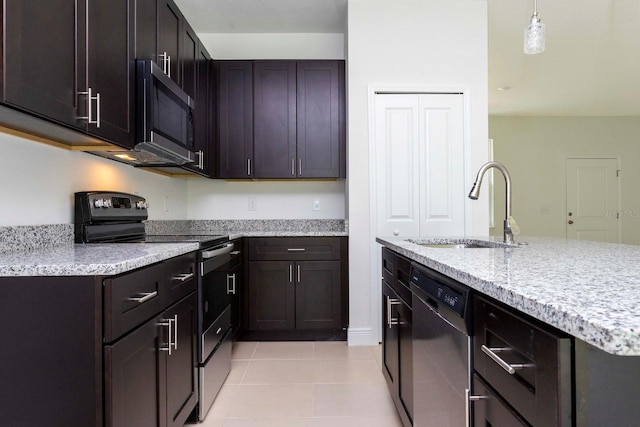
[75,191,148,223]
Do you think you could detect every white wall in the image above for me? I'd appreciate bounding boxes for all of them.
[188,32,348,220]
[188,180,345,219]
[347,0,489,345]
[490,116,640,245]
[0,132,188,226]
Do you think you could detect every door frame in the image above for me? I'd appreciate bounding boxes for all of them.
[564,156,622,243]
[367,85,473,344]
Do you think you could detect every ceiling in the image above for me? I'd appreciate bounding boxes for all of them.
[174,0,640,116]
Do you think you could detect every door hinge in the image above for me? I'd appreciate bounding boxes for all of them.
[617,212,620,219]
[617,170,621,177]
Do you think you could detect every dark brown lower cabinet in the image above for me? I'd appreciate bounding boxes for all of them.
[381,248,413,427]
[473,374,528,427]
[245,237,348,340]
[105,293,197,427]
[248,260,341,331]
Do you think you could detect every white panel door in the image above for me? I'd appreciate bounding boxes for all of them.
[374,93,465,238]
[566,158,619,243]
[418,94,465,236]
[375,94,420,238]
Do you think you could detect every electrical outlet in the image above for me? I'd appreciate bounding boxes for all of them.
[312,199,321,211]
[248,197,257,211]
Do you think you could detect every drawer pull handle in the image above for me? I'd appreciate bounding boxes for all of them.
[465,389,488,427]
[386,296,402,328]
[127,291,158,303]
[287,248,306,252]
[173,273,195,282]
[481,345,534,375]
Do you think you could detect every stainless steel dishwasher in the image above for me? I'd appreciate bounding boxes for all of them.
[410,263,473,427]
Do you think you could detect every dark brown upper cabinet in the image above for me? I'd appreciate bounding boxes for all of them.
[296,61,345,178]
[157,0,182,86]
[3,0,87,130]
[214,61,255,179]
[2,0,135,148]
[214,60,346,180]
[253,61,298,179]
[86,0,136,148]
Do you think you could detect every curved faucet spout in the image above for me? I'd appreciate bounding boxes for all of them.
[468,161,513,244]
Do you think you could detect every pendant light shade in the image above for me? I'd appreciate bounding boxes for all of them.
[524,0,545,54]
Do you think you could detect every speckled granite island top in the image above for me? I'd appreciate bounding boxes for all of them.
[377,235,640,356]
[0,242,198,277]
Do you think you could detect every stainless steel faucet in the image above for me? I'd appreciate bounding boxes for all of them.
[468,161,514,244]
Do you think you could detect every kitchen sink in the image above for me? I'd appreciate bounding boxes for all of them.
[418,243,487,249]
[405,239,518,249]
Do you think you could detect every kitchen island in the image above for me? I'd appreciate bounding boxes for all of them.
[377,235,640,426]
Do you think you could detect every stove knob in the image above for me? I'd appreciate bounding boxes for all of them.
[136,200,148,209]
[103,199,112,208]
[93,199,104,208]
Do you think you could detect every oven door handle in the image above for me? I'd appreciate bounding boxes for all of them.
[201,243,234,259]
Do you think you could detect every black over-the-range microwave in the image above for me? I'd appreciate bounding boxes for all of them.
[134,59,195,165]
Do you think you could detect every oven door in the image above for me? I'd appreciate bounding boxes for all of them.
[199,242,234,362]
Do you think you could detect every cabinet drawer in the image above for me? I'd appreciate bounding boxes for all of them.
[382,248,412,307]
[164,252,197,306]
[473,295,572,426]
[104,263,166,342]
[248,237,341,261]
[473,373,528,426]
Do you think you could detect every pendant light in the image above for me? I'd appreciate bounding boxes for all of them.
[524,0,545,54]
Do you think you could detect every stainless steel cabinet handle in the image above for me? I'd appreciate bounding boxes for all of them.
[158,318,172,355]
[201,242,234,259]
[173,273,195,282]
[195,150,204,169]
[78,88,100,127]
[287,248,306,252]
[227,273,236,295]
[480,345,534,375]
[299,159,302,176]
[167,55,171,78]
[173,315,178,351]
[247,159,252,176]
[465,389,488,427]
[297,264,301,283]
[386,296,401,328]
[289,264,294,283]
[291,158,295,176]
[127,291,158,303]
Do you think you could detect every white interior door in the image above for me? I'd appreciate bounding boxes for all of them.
[374,94,421,238]
[374,93,465,238]
[418,94,465,236]
[566,158,619,242]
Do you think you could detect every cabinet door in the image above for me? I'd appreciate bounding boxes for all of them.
[164,294,198,427]
[248,261,295,330]
[134,0,158,63]
[180,20,198,98]
[184,41,211,176]
[3,0,86,128]
[296,61,343,178]
[295,261,341,329]
[105,316,167,427]
[382,281,399,400]
[87,0,136,148]
[228,261,243,336]
[253,61,297,178]
[157,0,181,84]
[215,61,254,178]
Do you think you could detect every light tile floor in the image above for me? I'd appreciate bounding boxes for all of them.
[189,341,403,427]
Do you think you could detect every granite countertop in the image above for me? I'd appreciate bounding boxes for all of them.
[0,242,199,277]
[376,235,640,356]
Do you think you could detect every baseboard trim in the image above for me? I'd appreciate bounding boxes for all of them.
[347,327,377,346]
